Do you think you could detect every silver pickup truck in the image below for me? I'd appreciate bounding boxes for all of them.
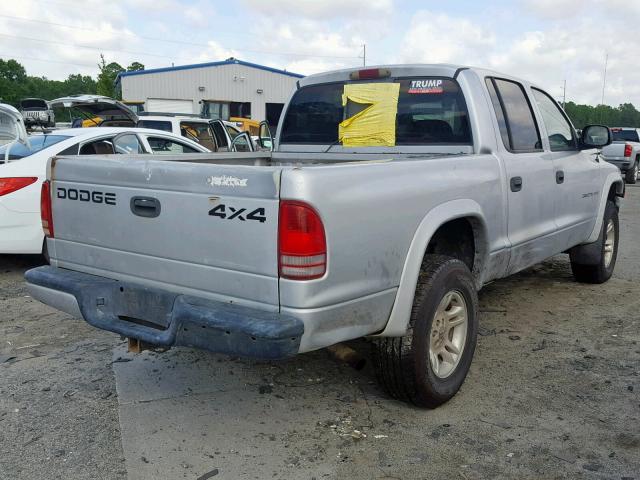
[601,127,640,184]
[26,64,623,408]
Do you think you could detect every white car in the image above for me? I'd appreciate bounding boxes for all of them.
[0,109,210,256]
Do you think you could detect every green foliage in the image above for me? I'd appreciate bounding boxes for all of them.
[0,57,97,106]
[96,54,125,99]
[564,101,640,128]
[0,56,146,105]
[127,62,145,72]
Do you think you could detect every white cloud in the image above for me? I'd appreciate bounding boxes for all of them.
[400,11,495,64]
[242,17,366,75]
[241,0,393,19]
[398,8,640,106]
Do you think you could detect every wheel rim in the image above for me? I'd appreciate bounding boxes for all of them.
[604,219,615,268]
[428,290,468,379]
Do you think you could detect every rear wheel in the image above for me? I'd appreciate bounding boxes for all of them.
[625,162,637,184]
[570,201,618,284]
[372,255,478,408]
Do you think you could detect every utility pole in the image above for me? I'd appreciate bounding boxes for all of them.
[362,44,366,67]
[601,52,608,106]
[562,79,567,108]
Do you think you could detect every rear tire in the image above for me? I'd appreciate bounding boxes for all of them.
[625,162,637,184]
[372,255,478,408]
[570,201,618,284]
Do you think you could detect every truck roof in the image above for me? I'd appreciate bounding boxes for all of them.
[298,63,532,88]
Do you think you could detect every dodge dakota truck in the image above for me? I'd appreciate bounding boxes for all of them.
[25,65,622,408]
[601,127,640,184]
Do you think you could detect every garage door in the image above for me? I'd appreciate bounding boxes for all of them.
[146,99,194,114]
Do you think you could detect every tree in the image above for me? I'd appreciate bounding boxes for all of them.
[96,54,124,98]
[127,62,144,72]
[0,59,28,105]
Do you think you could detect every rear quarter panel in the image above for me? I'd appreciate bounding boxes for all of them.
[279,154,507,314]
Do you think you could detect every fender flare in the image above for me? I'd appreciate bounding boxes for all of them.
[585,173,624,244]
[374,199,488,337]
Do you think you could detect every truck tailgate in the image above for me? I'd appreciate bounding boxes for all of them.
[48,156,282,308]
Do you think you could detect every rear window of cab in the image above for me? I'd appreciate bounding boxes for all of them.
[280,78,471,146]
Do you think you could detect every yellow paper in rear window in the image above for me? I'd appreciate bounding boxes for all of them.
[338,83,400,147]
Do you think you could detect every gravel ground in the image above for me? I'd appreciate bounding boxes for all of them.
[1,188,639,480]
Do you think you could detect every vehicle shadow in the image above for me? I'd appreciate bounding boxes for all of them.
[0,254,47,273]
[109,251,632,478]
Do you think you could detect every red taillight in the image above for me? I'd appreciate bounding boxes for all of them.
[41,180,54,238]
[624,143,632,157]
[349,68,391,81]
[0,177,37,196]
[279,201,326,280]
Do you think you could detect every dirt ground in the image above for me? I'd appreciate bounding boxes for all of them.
[1,188,639,480]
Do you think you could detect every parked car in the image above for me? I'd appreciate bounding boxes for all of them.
[49,95,254,152]
[26,64,622,408]
[19,98,55,128]
[0,109,211,256]
[600,127,640,184]
[136,114,253,152]
[0,103,28,147]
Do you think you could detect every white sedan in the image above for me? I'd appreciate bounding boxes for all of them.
[0,123,210,256]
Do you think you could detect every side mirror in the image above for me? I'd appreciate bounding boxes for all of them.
[580,125,611,149]
[257,121,273,152]
[230,132,252,152]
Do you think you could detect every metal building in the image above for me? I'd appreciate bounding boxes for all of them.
[116,58,303,126]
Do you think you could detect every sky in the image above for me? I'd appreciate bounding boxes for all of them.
[1,0,638,106]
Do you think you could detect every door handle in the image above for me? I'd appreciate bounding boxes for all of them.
[510,176,523,192]
[556,170,565,184]
[130,196,161,218]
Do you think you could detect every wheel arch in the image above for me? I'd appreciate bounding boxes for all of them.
[585,173,624,244]
[374,199,489,337]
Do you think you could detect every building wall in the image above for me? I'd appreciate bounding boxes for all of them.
[121,63,299,121]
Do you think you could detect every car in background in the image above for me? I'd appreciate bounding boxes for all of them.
[20,98,55,128]
[0,103,28,148]
[0,112,211,256]
[601,127,640,184]
[49,95,255,152]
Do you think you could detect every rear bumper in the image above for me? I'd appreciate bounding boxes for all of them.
[25,266,304,359]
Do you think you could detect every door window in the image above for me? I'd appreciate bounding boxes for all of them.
[211,122,229,148]
[179,121,216,151]
[113,134,143,154]
[531,89,576,151]
[79,139,115,155]
[231,132,252,152]
[225,124,240,140]
[147,137,200,154]
[486,78,542,152]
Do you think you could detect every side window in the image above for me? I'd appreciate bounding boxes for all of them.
[58,144,79,156]
[231,132,251,152]
[485,79,510,150]
[147,137,200,154]
[531,88,576,151]
[113,134,143,154]
[180,121,216,151]
[225,125,240,140]
[211,122,229,148]
[486,78,542,152]
[78,139,115,155]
